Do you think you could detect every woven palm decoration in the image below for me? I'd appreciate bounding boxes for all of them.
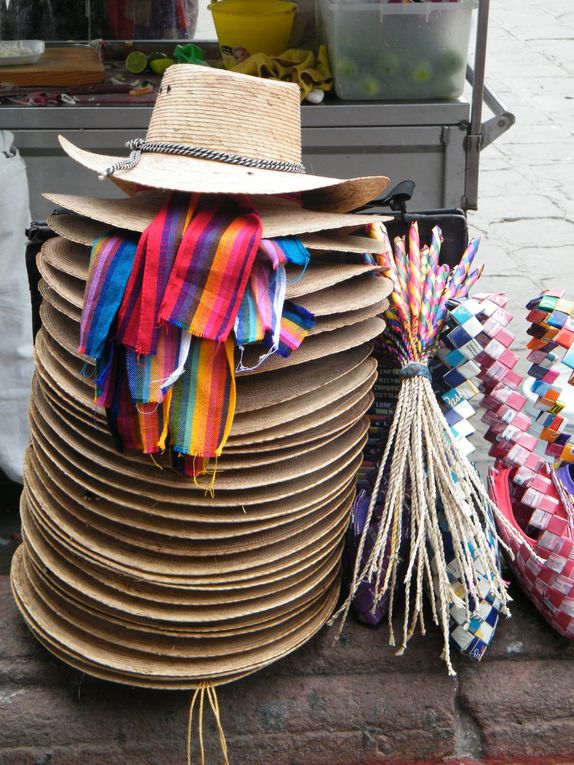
[335,221,517,674]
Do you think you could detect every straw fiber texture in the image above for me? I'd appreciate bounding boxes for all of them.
[46,196,391,242]
[12,198,387,689]
[55,67,390,211]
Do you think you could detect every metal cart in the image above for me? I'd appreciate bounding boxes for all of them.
[1,0,513,219]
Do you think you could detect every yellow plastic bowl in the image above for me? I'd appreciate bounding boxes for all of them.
[209,0,297,69]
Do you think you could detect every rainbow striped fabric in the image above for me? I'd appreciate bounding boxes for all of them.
[79,234,138,360]
[278,302,315,357]
[159,195,262,342]
[78,193,316,471]
[170,337,236,459]
[118,192,198,356]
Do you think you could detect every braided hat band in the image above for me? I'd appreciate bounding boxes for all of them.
[102,139,308,179]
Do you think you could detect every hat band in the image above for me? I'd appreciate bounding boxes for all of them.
[100,138,307,179]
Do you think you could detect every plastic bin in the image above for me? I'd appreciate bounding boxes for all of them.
[318,0,476,101]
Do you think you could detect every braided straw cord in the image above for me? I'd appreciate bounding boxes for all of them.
[102,139,307,179]
[332,373,521,675]
[187,683,229,765]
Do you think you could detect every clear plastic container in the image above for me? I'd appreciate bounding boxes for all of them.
[318,0,477,101]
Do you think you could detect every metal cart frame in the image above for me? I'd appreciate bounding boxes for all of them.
[0,0,514,217]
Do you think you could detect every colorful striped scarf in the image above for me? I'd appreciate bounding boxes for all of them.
[79,234,138,359]
[170,337,236,458]
[79,193,271,469]
[277,301,316,357]
[117,192,198,355]
[159,195,262,341]
[276,236,310,282]
[234,236,312,369]
[125,324,182,404]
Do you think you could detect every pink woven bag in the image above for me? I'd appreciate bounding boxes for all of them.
[489,464,574,639]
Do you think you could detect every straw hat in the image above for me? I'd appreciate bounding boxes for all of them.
[11,547,341,688]
[37,237,391,324]
[55,66,390,213]
[39,235,385,300]
[46,195,391,243]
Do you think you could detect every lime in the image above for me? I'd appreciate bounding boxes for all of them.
[150,57,175,75]
[440,50,465,76]
[337,57,359,78]
[125,50,148,75]
[363,74,381,98]
[147,51,167,63]
[410,61,433,84]
[378,50,399,77]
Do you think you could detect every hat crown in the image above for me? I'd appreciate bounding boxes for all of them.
[146,65,302,166]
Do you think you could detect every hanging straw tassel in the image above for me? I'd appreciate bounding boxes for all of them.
[332,221,522,674]
[187,682,230,765]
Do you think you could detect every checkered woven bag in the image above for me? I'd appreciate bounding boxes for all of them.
[431,503,503,661]
[489,464,574,639]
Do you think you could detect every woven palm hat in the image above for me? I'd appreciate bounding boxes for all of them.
[37,236,391,320]
[11,546,340,688]
[57,66,390,214]
[45,194,392,243]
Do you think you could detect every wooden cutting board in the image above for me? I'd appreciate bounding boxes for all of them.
[0,47,105,86]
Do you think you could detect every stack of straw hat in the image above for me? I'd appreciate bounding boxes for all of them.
[11,66,393,689]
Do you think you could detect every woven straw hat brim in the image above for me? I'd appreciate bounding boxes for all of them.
[36,368,369,479]
[29,384,370,493]
[226,386,373,446]
[19,551,339,660]
[30,402,365,507]
[24,542,332,637]
[11,547,340,685]
[35,326,371,418]
[23,468,353,580]
[24,489,349,606]
[237,318,384,376]
[21,495,348,609]
[23,553,336,647]
[46,195,391,241]
[39,374,361,477]
[40,234,392,316]
[302,232,394,255]
[29,392,369,494]
[38,244,388,331]
[34,360,367,476]
[34,349,370,464]
[39,235,384,304]
[39,294,385,374]
[47,209,392,258]
[26,443,354,543]
[26,448,355,554]
[22,486,345,604]
[37,279,81,323]
[57,135,390,215]
[23,456,353,597]
[232,360,376,435]
[26,425,361,523]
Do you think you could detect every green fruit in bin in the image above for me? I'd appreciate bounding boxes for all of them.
[336,57,359,78]
[409,60,433,84]
[362,74,381,98]
[377,49,399,77]
[433,76,459,99]
[439,49,465,75]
